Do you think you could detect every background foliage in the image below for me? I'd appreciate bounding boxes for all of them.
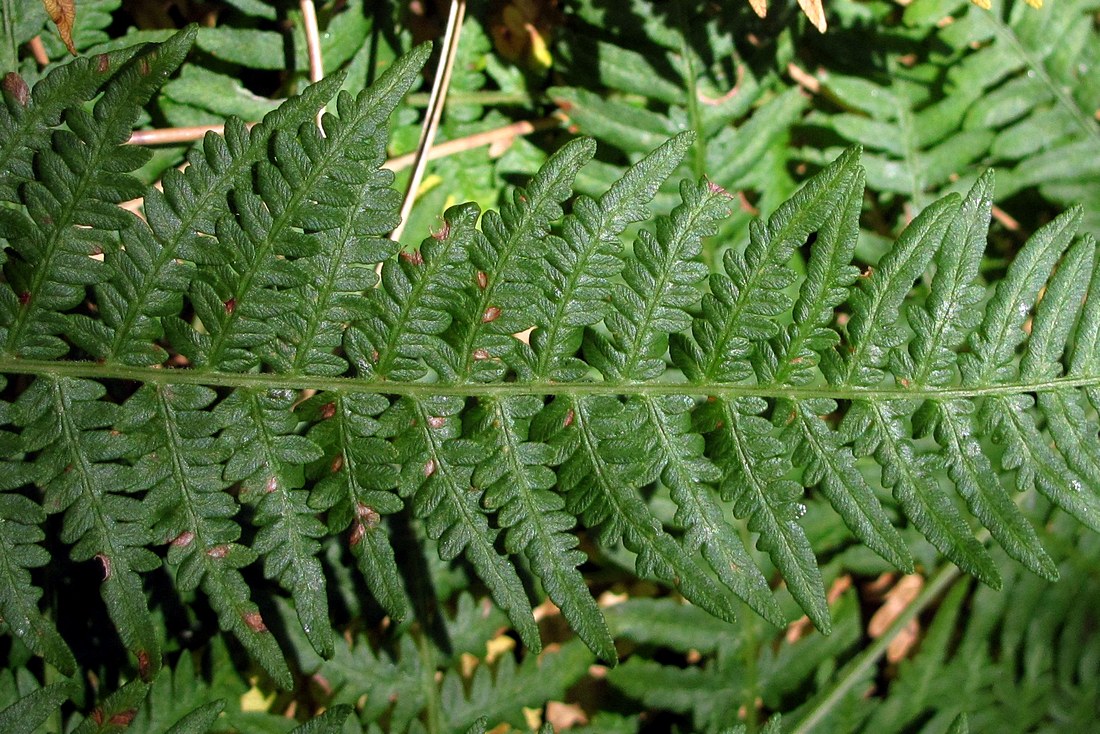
[1,0,1099,732]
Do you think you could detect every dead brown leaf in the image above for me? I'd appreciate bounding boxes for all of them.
[41,0,77,55]
[797,0,828,32]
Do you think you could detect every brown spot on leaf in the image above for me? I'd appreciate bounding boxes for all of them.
[320,402,337,420]
[424,458,436,477]
[2,73,29,106]
[18,291,30,306]
[472,349,490,361]
[357,504,381,528]
[482,306,502,323]
[264,476,278,493]
[110,709,137,725]
[243,611,267,632]
[170,531,195,548]
[224,298,235,314]
[96,553,111,580]
[432,220,450,240]
[331,453,344,473]
[96,54,110,73]
[476,271,489,289]
[400,249,424,265]
[137,649,153,680]
[563,409,574,427]
[427,415,446,429]
[207,545,229,559]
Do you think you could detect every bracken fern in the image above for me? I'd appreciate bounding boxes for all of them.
[1,30,1099,724]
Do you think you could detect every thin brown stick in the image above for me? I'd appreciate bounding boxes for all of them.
[786,62,821,94]
[389,0,466,244]
[991,203,1021,231]
[29,35,49,66]
[125,116,559,170]
[383,116,561,172]
[299,0,325,128]
[127,124,231,145]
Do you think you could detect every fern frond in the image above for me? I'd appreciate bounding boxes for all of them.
[302,392,407,620]
[215,388,330,658]
[385,394,540,650]
[0,492,75,674]
[13,377,160,673]
[472,395,616,662]
[172,45,428,372]
[446,137,595,382]
[529,132,694,382]
[963,207,1100,532]
[632,394,785,627]
[533,395,740,625]
[4,34,1100,699]
[118,383,292,686]
[0,47,139,204]
[83,73,345,367]
[1,29,194,361]
[346,203,481,382]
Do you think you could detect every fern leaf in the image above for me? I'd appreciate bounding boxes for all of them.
[346,203,481,382]
[964,207,1100,531]
[446,137,595,382]
[386,395,541,650]
[174,45,429,372]
[0,681,74,734]
[118,383,292,687]
[781,399,912,573]
[0,493,75,674]
[302,392,406,620]
[80,73,345,366]
[585,177,724,381]
[0,29,195,361]
[533,395,740,625]
[673,147,863,384]
[703,395,830,630]
[1070,243,1100,412]
[215,389,331,657]
[473,396,616,662]
[13,377,160,672]
[0,47,139,203]
[443,640,593,733]
[634,394,785,627]
[902,173,1055,579]
[529,132,694,381]
[1025,238,1100,488]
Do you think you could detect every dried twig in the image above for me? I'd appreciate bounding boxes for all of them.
[389,0,466,243]
[383,116,561,172]
[299,0,325,128]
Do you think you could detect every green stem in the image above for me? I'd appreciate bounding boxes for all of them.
[417,629,443,734]
[676,2,707,182]
[2,357,1098,401]
[789,562,963,734]
[0,0,15,73]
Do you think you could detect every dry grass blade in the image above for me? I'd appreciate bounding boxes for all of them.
[389,0,467,243]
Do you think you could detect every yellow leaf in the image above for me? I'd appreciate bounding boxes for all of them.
[239,677,275,712]
[749,0,769,18]
[41,0,77,55]
[798,0,828,32]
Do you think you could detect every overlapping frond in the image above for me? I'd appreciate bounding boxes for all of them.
[2,39,1100,711]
